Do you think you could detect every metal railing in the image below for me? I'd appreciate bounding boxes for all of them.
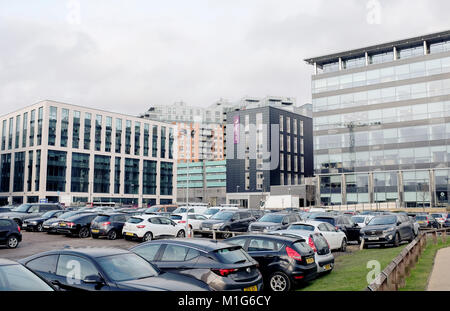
[366,227,449,291]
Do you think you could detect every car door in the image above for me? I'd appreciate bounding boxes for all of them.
[343,216,360,241]
[239,211,254,232]
[159,217,178,236]
[54,254,110,291]
[246,237,281,275]
[228,212,241,231]
[148,217,164,237]
[112,215,127,231]
[0,219,11,243]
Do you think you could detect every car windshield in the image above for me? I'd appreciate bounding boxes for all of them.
[145,207,159,213]
[94,215,111,222]
[41,211,57,218]
[431,214,442,218]
[258,214,284,223]
[59,211,78,219]
[352,216,366,223]
[314,217,336,225]
[0,264,54,291]
[170,215,182,220]
[213,247,252,264]
[173,207,187,214]
[97,253,159,282]
[204,208,220,216]
[368,216,397,226]
[127,217,144,224]
[293,241,312,254]
[11,204,31,213]
[211,211,234,221]
[288,224,315,231]
[415,216,427,221]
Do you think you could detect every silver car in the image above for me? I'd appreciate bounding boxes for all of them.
[270,230,335,274]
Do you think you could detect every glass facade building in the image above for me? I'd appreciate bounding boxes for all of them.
[0,100,176,207]
[305,30,450,208]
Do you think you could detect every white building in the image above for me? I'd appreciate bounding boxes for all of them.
[0,100,176,207]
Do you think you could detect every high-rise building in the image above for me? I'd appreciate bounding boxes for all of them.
[0,100,176,207]
[305,30,450,208]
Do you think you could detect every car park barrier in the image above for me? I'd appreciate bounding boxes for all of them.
[366,227,449,291]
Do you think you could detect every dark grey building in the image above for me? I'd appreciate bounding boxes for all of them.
[225,106,313,208]
[305,30,450,208]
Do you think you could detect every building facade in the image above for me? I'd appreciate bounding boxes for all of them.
[225,106,314,208]
[0,100,176,207]
[305,30,450,208]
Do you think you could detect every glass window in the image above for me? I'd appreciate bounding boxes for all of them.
[132,244,161,261]
[60,108,69,147]
[160,245,190,261]
[26,255,58,274]
[56,255,98,280]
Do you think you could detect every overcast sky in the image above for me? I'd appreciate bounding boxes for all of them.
[1,0,449,116]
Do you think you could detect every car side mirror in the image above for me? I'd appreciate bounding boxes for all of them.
[353,223,358,227]
[397,221,402,226]
[83,274,104,284]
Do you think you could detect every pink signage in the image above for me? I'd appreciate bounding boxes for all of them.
[233,115,240,144]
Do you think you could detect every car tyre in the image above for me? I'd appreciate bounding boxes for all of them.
[36,223,44,232]
[393,233,400,247]
[176,230,185,238]
[143,232,153,242]
[268,271,292,292]
[107,230,117,240]
[222,227,231,239]
[340,238,347,252]
[6,235,19,249]
[78,227,90,238]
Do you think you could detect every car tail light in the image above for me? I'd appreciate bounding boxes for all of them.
[136,225,145,229]
[17,225,21,232]
[335,226,339,231]
[212,268,238,277]
[178,220,186,223]
[308,236,317,252]
[102,222,111,227]
[294,275,304,280]
[286,246,302,261]
[67,222,75,228]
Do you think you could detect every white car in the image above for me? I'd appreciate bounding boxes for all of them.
[286,221,348,251]
[203,206,239,219]
[170,213,207,230]
[122,215,186,242]
[351,215,374,228]
[172,205,209,215]
[430,213,447,226]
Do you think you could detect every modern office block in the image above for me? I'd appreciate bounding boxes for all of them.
[0,100,176,207]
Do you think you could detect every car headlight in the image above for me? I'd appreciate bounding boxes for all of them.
[382,228,395,234]
[212,223,223,229]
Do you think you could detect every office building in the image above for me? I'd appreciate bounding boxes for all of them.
[0,100,176,207]
[305,30,450,208]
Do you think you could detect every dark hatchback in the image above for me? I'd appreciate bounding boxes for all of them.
[19,248,210,291]
[311,214,361,242]
[225,234,317,291]
[55,213,99,238]
[43,211,94,233]
[22,210,65,232]
[248,212,301,232]
[130,238,263,291]
[200,210,257,238]
[91,213,130,240]
[0,219,22,249]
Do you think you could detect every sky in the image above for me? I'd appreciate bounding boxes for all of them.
[0,0,449,116]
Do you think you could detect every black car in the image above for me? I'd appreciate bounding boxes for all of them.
[444,217,450,228]
[91,213,130,240]
[0,259,56,291]
[226,234,317,291]
[0,218,22,249]
[311,214,361,242]
[19,248,210,291]
[248,212,301,232]
[360,214,415,248]
[42,211,94,233]
[130,238,263,291]
[55,213,99,238]
[22,210,65,232]
[0,203,64,228]
[200,209,257,238]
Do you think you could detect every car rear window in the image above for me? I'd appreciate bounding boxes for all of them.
[312,235,329,251]
[128,217,144,224]
[415,216,427,220]
[213,247,253,264]
[289,224,315,231]
[94,215,111,222]
[314,217,336,225]
[170,215,182,220]
[292,241,312,254]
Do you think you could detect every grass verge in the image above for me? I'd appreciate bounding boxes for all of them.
[299,244,407,291]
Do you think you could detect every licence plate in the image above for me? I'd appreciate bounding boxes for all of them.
[125,232,134,236]
[306,257,315,264]
[59,223,66,227]
[418,221,425,224]
[243,285,257,291]
[22,224,27,227]
[324,264,332,270]
[91,229,100,233]
[368,237,379,241]
[43,226,49,229]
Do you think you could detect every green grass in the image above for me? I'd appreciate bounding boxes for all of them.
[400,238,450,291]
[299,245,407,291]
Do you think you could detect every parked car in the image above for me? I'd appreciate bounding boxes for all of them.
[55,213,100,238]
[115,208,144,216]
[200,209,257,238]
[248,212,301,232]
[170,213,208,230]
[0,259,55,291]
[288,221,347,251]
[144,205,178,215]
[225,234,317,291]
[22,210,65,232]
[90,213,130,240]
[122,215,186,241]
[19,248,210,291]
[360,214,415,248]
[172,205,209,215]
[351,215,374,228]
[203,205,239,219]
[0,203,64,228]
[272,230,334,274]
[42,211,93,233]
[415,215,440,229]
[0,218,22,249]
[130,239,263,291]
[444,217,450,228]
[310,214,361,242]
[430,213,447,226]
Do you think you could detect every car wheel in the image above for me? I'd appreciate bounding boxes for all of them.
[78,227,90,238]
[6,235,19,249]
[92,234,99,239]
[340,238,347,252]
[222,227,231,239]
[143,232,153,242]
[107,230,118,240]
[177,230,185,238]
[268,271,291,292]
[393,233,400,247]
[36,224,44,232]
